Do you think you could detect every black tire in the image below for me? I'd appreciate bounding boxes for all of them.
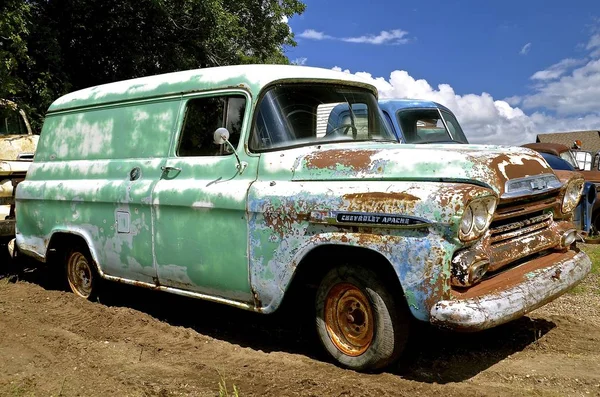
[592,211,600,234]
[65,245,99,301]
[315,265,409,371]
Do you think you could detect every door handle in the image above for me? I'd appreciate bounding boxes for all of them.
[161,166,182,173]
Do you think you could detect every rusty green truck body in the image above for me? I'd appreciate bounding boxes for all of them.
[15,65,591,370]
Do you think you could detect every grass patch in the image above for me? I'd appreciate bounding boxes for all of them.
[217,371,240,397]
[580,244,600,274]
[569,285,587,295]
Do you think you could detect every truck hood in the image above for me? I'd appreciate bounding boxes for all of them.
[0,134,38,175]
[578,170,600,184]
[291,143,555,197]
[0,134,38,161]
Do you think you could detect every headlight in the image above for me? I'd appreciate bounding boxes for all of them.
[460,206,473,235]
[459,196,497,242]
[561,179,584,214]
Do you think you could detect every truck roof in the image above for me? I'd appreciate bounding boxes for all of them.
[378,99,452,113]
[522,142,570,156]
[48,65,377,113]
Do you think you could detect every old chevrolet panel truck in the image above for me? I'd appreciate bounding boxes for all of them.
[15,65,591,371]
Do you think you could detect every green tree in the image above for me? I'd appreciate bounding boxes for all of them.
[6,0,306,130]
[0,0,31,102]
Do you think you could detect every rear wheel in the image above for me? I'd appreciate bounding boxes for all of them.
[315,264,409,371]
[65,246,99,300]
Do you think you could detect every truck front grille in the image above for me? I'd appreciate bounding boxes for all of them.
[489,212,553,245]
[486,192,561,271]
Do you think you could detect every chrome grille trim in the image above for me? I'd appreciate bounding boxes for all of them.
[502,173,562,199]
[489,212,553,244]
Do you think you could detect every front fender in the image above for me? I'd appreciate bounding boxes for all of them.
[246,179,476,318]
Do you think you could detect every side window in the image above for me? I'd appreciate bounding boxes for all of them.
[574,151,593,171]
[177,95,246,157]
[0,107,27,135]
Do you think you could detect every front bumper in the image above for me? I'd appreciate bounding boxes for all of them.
[430,250,591,331]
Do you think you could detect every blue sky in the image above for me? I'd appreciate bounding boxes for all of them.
[285,0,600,145]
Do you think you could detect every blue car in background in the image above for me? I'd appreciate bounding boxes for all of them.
[323,99,469,144]
[378,99,469,144]
[539,152,597,238]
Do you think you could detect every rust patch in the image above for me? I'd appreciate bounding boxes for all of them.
[452,250,578,300]
[343,192,419,202]
[578,169,600,183]
[553,170,582,184]
[304,149,375,171]
[251,287,263,308]
[503,159,549,180]
[494,195,558,221]
[342,192,420,213]
[522,142,569,156]
[477,153,509,190]
[431,184,483,208]
[262,205,309,239]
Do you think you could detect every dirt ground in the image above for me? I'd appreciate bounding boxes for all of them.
[0,243,599,397]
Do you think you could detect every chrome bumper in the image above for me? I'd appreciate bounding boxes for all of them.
[430,250,591,331]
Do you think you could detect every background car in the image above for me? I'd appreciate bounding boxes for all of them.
[538,152,597,241]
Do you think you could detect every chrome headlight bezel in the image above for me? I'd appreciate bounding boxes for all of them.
[459,196,497,242]
[561,178,584,214]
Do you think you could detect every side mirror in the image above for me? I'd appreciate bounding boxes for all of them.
[212,127,247,175]
[214,127,230,145]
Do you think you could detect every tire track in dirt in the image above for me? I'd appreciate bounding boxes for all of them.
[1,262,599,396]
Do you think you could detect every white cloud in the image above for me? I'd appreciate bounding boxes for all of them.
[587,33,600,57]
[324,24,600,146]
[524,58,600,114]
[333,67,600,146]
[299,28,411,45]
[298,29,332,40]
[523,24,600,115]
[530,58,586,80]
[520,42,532,55]
[292,57,308,66]
[342,29,410,45]
[503,95,522,106]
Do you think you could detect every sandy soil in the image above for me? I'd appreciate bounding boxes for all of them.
[0,243,599,397]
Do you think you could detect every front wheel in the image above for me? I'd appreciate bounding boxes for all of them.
[65,246,99,300]
[315,265,409,371]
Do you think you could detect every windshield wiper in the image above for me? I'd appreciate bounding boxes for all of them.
[341,94,358,139]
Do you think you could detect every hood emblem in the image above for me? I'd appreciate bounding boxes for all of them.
[530,179,548,191]
[503,173,562,199]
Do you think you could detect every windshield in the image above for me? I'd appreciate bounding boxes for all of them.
[559,150,582,170]
[0,106,29,136]
[396,108,469,144]
[541,152,575,171]
[250,84,396,151]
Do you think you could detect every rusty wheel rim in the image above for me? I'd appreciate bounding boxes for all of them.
[324,282,374,356]
[67,252,93,298]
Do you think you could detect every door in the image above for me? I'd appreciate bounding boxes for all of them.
[152,92,257,302]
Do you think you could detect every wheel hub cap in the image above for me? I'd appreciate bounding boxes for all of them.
[67,252,93,298]
[324,283,374,356]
